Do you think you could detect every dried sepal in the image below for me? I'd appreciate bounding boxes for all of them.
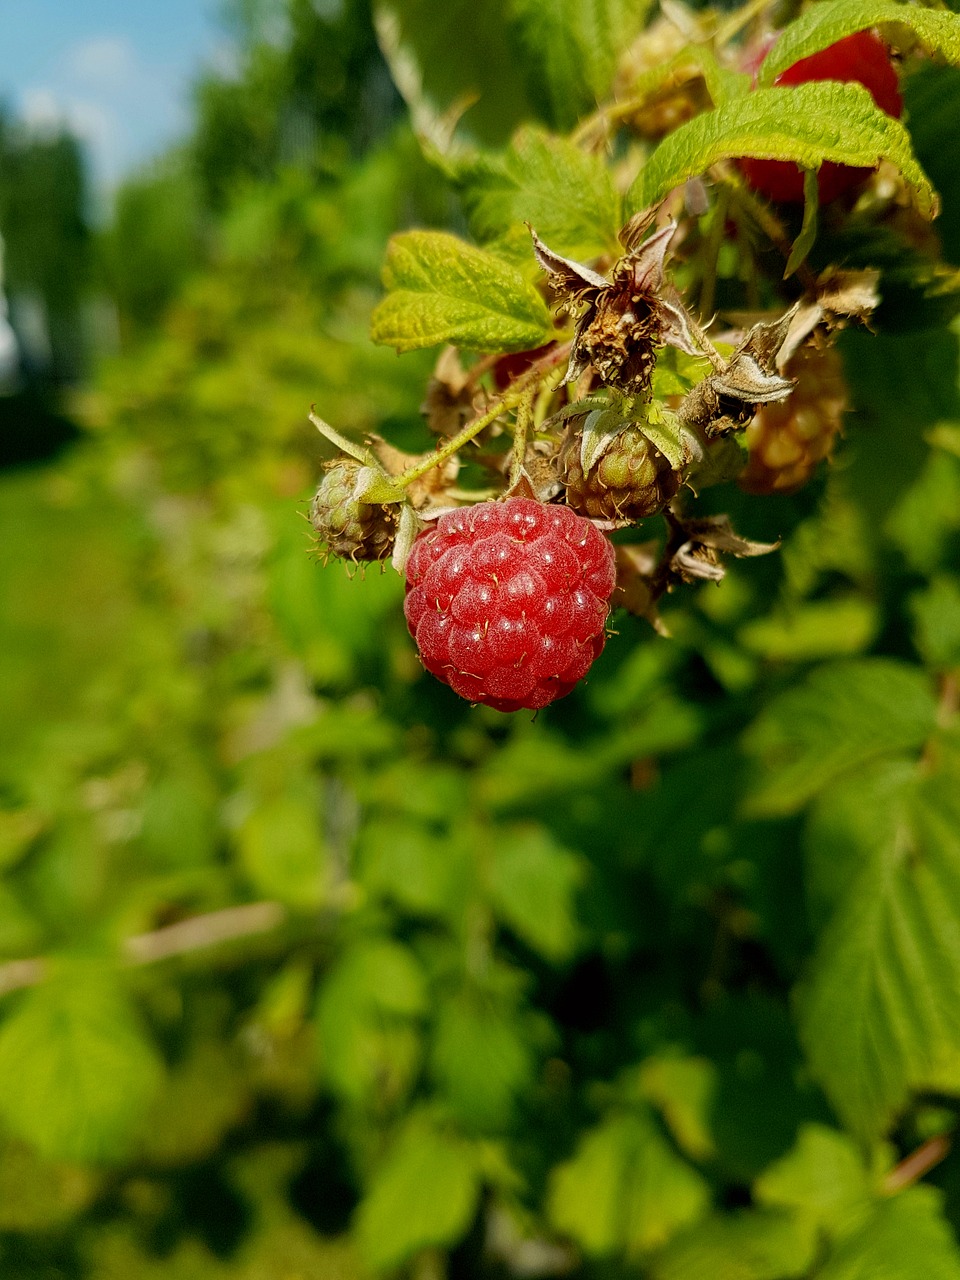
[678,312,798,438]
[502,468,541,501]
[669,513,780,583]
[420,347,482,437]
[775,269,880,370]
[530,220,704,397]
[612,542,669,634]
[528,226,610,298]
[523,441,565,503]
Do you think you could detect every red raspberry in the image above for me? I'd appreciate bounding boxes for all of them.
[404,498,616,712]
[740,30,903,204]
[492,342,557,391]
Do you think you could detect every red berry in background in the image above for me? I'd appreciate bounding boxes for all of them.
[492,342,557,391]
[739,29,903,204]
[404,498,616,712]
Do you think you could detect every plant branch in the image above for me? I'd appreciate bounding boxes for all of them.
[881,1135,952,1195]
[0,901,288,998]
[393,343,570,491]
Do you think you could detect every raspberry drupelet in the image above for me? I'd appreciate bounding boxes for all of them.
[404,498,617,712]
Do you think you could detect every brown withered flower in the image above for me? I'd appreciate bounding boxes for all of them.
[529,221,702,396]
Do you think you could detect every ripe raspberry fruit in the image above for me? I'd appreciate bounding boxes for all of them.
[404,498,616,712]
[739,342,847,494]
[739,30,903,204]
[561,424,681,522]
[310,460,397,563]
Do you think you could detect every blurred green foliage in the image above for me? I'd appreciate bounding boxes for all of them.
[4,1,960,1278]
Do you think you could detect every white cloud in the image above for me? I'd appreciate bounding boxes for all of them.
[17,32,186,194]
[63,35,139,91]
[19,88,63,134]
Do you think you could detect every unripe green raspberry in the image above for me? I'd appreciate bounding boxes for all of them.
[561,425,681,521]
[310,460,397,562]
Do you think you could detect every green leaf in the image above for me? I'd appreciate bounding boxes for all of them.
[431,994,536,1130]
[816,1185,960,1280]
[629,83,937,217]
[372,0,534,146]
[0,971,163,1162]
[236,785,328,910]
[753,1124,872,1232]
[797,767,960,1138]
[628,45,749,113]
[757,0,960,87]
[0,1140,98,1231]
[906,66,960,266]
[652,346,715,398]
[636,1054,719,1163]
[0,807,46,873]
[358,818,472,919]
[459,127,621,261]
[742,659,937,816]
[140,774,217,869]
[548,1108,710,1256]
[785,168,819,278]
[370,230,552,353]
[316,939,427,1107]
[0,884,42,957]
[354,1113,481,1271]
[738,597,878,661]
[487,825,585,961]
[910,576,960,670]
[508,0,655,131]
[651,1210,818,1280]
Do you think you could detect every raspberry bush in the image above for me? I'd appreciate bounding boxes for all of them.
[4,0,960,1277]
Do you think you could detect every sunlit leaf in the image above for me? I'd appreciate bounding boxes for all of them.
[0,972,163,1162]
[753,1124,873,1232]
[548,1108,710,1255]
[757,0,960,87]
[487,826,585,961]
[651,1209,818,1280]
[431,994,536,1130]
[742,659,937,816]
[236,785,328,910]
[459,126,621,260]
[629,82,937,216]
[354,1113,481,1271]
[816,1185,960,1280]
[797,766,960,1138]
[508,0,655,130]
[316,939,426,1107]
[370,230,552,352]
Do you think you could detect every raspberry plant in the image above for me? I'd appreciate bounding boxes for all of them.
[4,0,960,1278]
[311,0,960,712]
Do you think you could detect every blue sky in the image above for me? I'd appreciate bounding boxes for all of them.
[0,0,228,193]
